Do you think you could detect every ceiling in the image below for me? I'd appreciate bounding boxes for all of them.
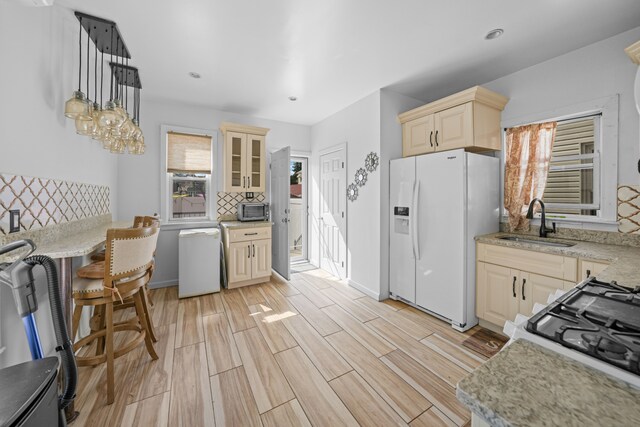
[56,0,640,125]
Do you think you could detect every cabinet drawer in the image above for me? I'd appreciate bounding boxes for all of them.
[477,243,577,282]
[228,226,271,242]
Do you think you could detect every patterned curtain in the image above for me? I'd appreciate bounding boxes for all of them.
[504,122,557,231]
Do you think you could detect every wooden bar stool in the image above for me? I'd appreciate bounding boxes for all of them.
[72,225,159,404]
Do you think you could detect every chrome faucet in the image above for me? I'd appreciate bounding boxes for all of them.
[526,198,556,238]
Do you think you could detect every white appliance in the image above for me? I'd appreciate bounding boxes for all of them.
[178,228,220,298]
[390,149,499,331]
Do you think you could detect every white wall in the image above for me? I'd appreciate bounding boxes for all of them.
[310,91,381,296]
[117,99,310,286]
[0,3,119,368]
[483,26,640,187]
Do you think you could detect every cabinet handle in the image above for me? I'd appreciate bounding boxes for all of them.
[247,245,250,258]
[429,131,433,147]
[512,276,516,298]
[252,244,255,257]
[243,177,246,188]
[435,130,439,147]
[244,232,258,236]
[248,176,251,188]
[521,278,526,300]
[586,269,591,278]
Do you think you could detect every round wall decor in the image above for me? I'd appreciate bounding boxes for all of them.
[354,168,368,187]
[365,152,379,172]
[347,183,359,201]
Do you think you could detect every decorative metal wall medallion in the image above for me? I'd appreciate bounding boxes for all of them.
[347,183,359,202]
[354,168,368,187]
[365,152,379,172]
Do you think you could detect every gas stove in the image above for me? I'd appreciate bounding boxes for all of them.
[504,278,640,388]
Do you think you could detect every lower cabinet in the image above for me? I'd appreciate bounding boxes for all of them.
[223,224,272,288]
[578,259,609,282]
[477,261,575,328]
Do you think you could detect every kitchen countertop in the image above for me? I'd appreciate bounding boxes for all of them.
[219,220,273,229]
[456,339,640,427]
[0,216,130,262]
[476,232,640,288]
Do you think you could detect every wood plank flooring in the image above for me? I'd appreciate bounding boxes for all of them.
[74,270,490,426]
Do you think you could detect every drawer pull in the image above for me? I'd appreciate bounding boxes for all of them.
[512,276,516,298]
[521,278,526,300]
[245,232,258,236]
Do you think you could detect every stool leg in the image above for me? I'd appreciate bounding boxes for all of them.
[71,305,83,343]
[134,291,158,360]
[95,305,106,357]
[140,287,158,343]
[146,284,154,306]
[105,302,115,405]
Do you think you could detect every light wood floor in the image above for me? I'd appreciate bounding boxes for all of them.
[74,269,489,426]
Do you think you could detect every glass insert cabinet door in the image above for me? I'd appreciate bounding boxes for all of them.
[224,131,247,191]
[246,134,265,192]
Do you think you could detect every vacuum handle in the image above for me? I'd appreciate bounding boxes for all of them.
[0,239,36,258]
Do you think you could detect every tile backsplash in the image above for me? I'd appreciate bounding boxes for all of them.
[216,192,266,220]
[0,173,110,235]
[618,185,640,235]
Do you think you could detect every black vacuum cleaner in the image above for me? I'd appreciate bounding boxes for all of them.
[0,240,77,426]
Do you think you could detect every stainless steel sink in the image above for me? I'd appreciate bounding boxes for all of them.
[498,236,576,248]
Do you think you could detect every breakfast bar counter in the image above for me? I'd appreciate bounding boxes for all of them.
[457,339,640,427]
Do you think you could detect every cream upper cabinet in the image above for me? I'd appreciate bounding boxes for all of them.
[434,103,474,151]
[221,123,269,193]
[578,259,609,282]
[399,86,508,157]
[403,115,435,157]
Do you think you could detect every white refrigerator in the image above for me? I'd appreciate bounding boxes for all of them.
[389,149,499,331]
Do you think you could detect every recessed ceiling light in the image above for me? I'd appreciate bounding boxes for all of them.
[288,96,297,101]
[189,72,201,79]
[485,29,504,40]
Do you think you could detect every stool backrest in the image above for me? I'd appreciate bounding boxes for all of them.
[105,226,159,281]
[133,215,160,228]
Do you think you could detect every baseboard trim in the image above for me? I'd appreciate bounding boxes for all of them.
[149,279,178,289]
[347,279,380,300]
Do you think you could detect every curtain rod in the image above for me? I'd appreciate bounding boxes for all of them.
[167,130,212,138]
[504,112,602,131]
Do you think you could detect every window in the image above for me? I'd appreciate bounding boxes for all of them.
[542,116,600,217]
[166,130,213,221]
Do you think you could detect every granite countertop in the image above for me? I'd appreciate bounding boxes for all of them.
[219,220,273,229]
[457,339,640,427]
[0,217,130,262]
[476,232,640,288]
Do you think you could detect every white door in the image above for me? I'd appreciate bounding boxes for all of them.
[389,157,417,303]
[319,148,347,278]
[270,147,291,279]
[415,150,466,324]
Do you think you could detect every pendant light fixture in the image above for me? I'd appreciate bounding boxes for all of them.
[64,17,89,119]
[75,24,95,135]
[66,11,144,155]
[98,25,119,130]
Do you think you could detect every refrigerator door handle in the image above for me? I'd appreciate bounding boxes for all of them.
[411,180,420,260]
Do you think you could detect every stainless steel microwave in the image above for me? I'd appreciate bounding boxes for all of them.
[237,202,269,222]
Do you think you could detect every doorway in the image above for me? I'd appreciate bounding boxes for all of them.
[319,145,347,279]
[289,157,308,263]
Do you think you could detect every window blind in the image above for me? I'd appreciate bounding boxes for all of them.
[167,131,212,174]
